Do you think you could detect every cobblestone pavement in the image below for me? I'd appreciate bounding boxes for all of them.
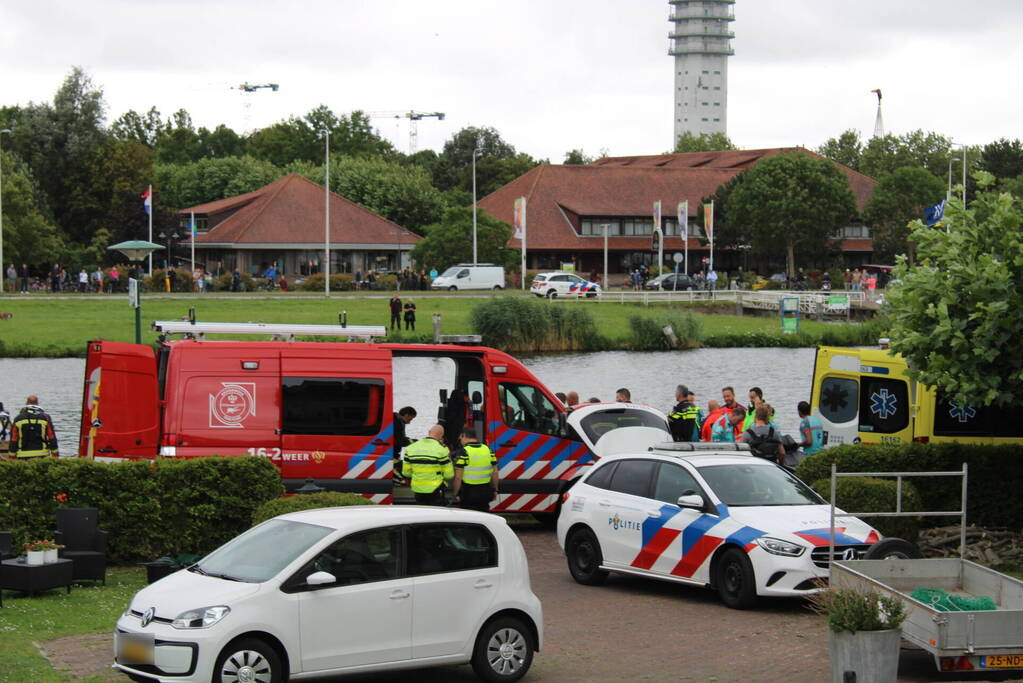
[43,524,1020,682]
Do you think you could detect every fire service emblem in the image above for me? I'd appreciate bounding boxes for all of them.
[209,383,256,428]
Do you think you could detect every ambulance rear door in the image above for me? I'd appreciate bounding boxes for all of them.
[279,347,393,496]
[811,348,862,447]
[80,341,159,460]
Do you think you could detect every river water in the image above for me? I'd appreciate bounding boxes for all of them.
[0,348,815,453]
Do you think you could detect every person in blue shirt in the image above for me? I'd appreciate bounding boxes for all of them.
[797,401,824,456]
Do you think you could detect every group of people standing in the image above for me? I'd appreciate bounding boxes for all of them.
[388,296,417,331]
[0,396,59,459]
[391,407,499,510]
[3,263,138,294]
[667,385,823,467]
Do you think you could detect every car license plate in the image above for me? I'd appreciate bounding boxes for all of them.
[116,632,154,665]
[981,654,1023,668]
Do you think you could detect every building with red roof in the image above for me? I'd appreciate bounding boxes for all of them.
[178,173,419,277]
[478,147,876,278]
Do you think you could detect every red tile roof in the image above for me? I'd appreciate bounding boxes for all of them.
[180,173,420,246]
[480,148,876,251]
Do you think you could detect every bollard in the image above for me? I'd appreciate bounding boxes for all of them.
[432,313,442,343]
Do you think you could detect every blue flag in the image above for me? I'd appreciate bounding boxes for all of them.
[923,200,945,227]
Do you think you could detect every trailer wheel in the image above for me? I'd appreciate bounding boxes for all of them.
[863,538,922,560]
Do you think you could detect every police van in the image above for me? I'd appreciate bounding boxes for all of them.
[79,319,607,516]
[810,346,1023,446]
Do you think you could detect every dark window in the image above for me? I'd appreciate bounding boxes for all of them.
[608,459,656,498]
[818,376,858,424]
[858,378,909,434]
[282,378,384,436]
[583,461,617,490]
[304,527,400,588]
[933,394,1023,438]
[653,463,702,505]
[499,383,560,436]
[408,524,497,575]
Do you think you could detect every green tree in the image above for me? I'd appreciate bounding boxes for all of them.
[859,130,952,179]
[0,150,64,266]
[155,155,283,209]
[672,131,736,153]
[436,126,539,196]
[111,107,168,147]
[726,153,856,276]
[817,129,863,171]
[320,156,445,232]
[246,107,396,166]
[411,206,517,271]
[887,174,1023,408]
[563,149,593,165]
[862,167,945,264]
[979,138,1023,189]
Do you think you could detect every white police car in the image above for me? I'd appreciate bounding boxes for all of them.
[556,444,886,609]
[530,272,601,299]
[114,507,542,682]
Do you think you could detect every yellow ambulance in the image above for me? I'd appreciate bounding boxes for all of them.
[810,346,1023,446]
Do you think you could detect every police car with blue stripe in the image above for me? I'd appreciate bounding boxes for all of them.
[530,272,601,299]
[557,443,908,609]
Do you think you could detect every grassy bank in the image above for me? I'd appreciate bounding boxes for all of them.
[0,294,882,357]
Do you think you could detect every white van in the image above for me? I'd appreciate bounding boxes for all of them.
[432,264,506,291]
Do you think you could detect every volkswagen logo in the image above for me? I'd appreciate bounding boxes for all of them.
[842,548,858,561]
[140,607,155,628]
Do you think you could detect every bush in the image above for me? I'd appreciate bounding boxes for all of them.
[296,273,356,292]
[809,587,907,633]
[796,443,1023,529]
[470,297,602,352]
[142,269,195,293]
[810,476,921,542]
[211,271,257,292]
[251,491,372,525]
[0,457,284,563]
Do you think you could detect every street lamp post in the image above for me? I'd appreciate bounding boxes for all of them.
[472,137,480,266]
[0,129,11,291]
[158,231,179,292]
[108,240,163,344]
[322,130,330,297]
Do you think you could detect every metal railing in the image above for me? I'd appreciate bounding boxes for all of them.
[827,463,968,572]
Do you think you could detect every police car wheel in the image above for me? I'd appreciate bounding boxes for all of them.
[566,527,608,586]
[716,547,757,609]
[448,286,457,291]
[546,289,557,299]
[213,637,283,683]
[863,538,922,560]
[471,616,534,682]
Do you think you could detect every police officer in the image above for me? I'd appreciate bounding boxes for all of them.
[392,406,417,483]
[10,395,59,459]
[402,424,453,505]
[451,427,499,512]
[668,384,700,442]
[0,402,11,456]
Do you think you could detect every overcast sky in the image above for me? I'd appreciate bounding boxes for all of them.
[2,0,1021,161]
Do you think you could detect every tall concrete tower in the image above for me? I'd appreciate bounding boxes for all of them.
[670,0,735,146]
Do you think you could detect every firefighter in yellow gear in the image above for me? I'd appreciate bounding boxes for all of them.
[451,427,499,512]
[402,424,453,505]
[10,395,59,459]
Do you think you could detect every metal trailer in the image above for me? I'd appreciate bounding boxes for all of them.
[828,464,1023,673]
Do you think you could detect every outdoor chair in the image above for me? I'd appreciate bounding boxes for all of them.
[53,508,107,585]
[0,531,13,561]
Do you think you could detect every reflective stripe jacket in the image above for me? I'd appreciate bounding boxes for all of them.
[668,401,700,442]
[453,442,496,486]
[403,437,453,494]
[10,406,58,458]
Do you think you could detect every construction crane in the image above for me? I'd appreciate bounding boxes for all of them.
[367,110,446,154]
[234,82,280,131]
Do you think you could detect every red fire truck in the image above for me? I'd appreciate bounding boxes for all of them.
[78,320,597,515]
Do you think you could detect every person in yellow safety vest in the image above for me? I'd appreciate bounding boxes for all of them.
[402,424,453,506]
[667,384,700,442]
[9,395,59,459]
[451,427,499,512]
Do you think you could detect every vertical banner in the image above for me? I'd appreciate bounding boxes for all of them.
[652,200,662,234]
[704,201,715,273]
[514,197,527,289]
[678,200,689,275]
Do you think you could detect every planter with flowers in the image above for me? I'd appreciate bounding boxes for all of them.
[22,539,64,565]
[810,584,907,682]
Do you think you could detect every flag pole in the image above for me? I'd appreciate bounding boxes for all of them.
[147,184,153,275]
[521,200,527,290]
[709,200,715,275]
[190,211,195,284]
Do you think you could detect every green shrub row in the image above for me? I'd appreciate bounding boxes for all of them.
[627,310,702,350]
[0,457,284,563]
[471,297,603,352]
[810,476,922,542]
[796,443,1023,529]
[251,491,371,526]
[296,273,399,292]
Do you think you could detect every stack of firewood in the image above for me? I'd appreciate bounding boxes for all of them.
[918,525,1023,567]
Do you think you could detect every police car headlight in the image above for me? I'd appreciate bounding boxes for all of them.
[755,537,805,557]
[171,605,230,629]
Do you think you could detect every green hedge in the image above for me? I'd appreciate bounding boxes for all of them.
[0,457,284,563]
[796,443,1023,529]
[251,491,372,526]
[811,477,921,542]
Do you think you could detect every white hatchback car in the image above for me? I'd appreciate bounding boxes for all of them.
[114,507,542,683]
[530,272,601,299]
[557,444,884,609]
